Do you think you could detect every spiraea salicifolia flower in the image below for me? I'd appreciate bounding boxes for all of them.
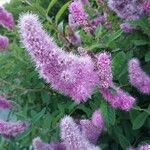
[68,14,78,29]
[120,23,134,33]
[80,120,100,144]
[0,35,9,50]
[0,96,12,109]
[127,144,150,150]
[0,7,14,30]
[0,120,27,138]
[108,0,144,20]
[92,109,104,130]
[80,0,89,5]
[33,137,65,150]
[144,0,150,15]
[96,52,112,88]
[19,13,97,103]
[100,86,135,111]
[128,58,150,94]
[91,16,105,29]
[60,116,101,150]
[69,1,92,33]
[80,109,104,144]
[138,144,150,150]
[67,27,81,46]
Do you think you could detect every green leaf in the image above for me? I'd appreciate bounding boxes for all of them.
[100,101,116,126]
[112,51,126,77]
[31,108,46,124]
[132,112,149,129]
[46,0,58,14]
[129,17,149,34]
[113,126,130,149]
[133,39,149,46]
[106,30,122,47]
[95,25,103,39]
[41,92,50,105]
[117,133,130,149]
[145,51,150,62]
[55,1,71,24]
[15,127,32,141]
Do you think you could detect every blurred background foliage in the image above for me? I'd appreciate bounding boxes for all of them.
[0,0,150,149]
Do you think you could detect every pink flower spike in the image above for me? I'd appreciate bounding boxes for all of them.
[0,120,27,138]
[128,58,150,94]
[69,1,92,33]
[96,52,113,88]
[19,13,97,103]
[32,137,66,150]
[0,96,12,109]
[92,109,104,129]
[100,86,135,111]
[0,35,9,50]
[0,7,14,30]
[60,116,101,150]
[80,119,101,144]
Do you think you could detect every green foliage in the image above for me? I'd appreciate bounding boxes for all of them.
[0,0,149,149]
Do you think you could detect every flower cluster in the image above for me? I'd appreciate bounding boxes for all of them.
[33,137,65,150]
[96,52,112,88]
[0,120,27,138]
[120,23,134,33]
[0,7,14,51]
[0,96,12,109]
[0,35,9,50]
[19,13,137,111]
[128,58,150,94]
[33,110,104,150]
[19,13,97,104]
[69,0,92,33]
[60,116,101,150]
[79,109,104,144]
[0,96,27,138]
[128,144,150,150]
[96,52,135,111]
[100,86,136,111]
[143,0,150,15]
[0,7,14,30]
[108,0,145,20]
[66,27,81,46]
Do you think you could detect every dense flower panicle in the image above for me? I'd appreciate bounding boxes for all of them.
[0,7,14,30]
[128,147,135,150]
[108,0,145,20]
[67,27,81,46]
[92,109,104,129]
[100,86,135,111]
[80,0,89,5]
[128,58,150,94]
[69,1,92,33]
[138,144,150,150]
[120,23,134,33]
[33,137,66,150]
[144,0,150,15]
[0,35,9,50]
[33,137,52,150]
[60,116,101,150]
[91,16,105,29]
[0,120,27,138]
[68,14,78,29]
[104,22,112,29]
[0,96,12,109]
[127,144,150,150]
[80,119,101,144]
[19,13,97,103]
[96,52,112,88]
